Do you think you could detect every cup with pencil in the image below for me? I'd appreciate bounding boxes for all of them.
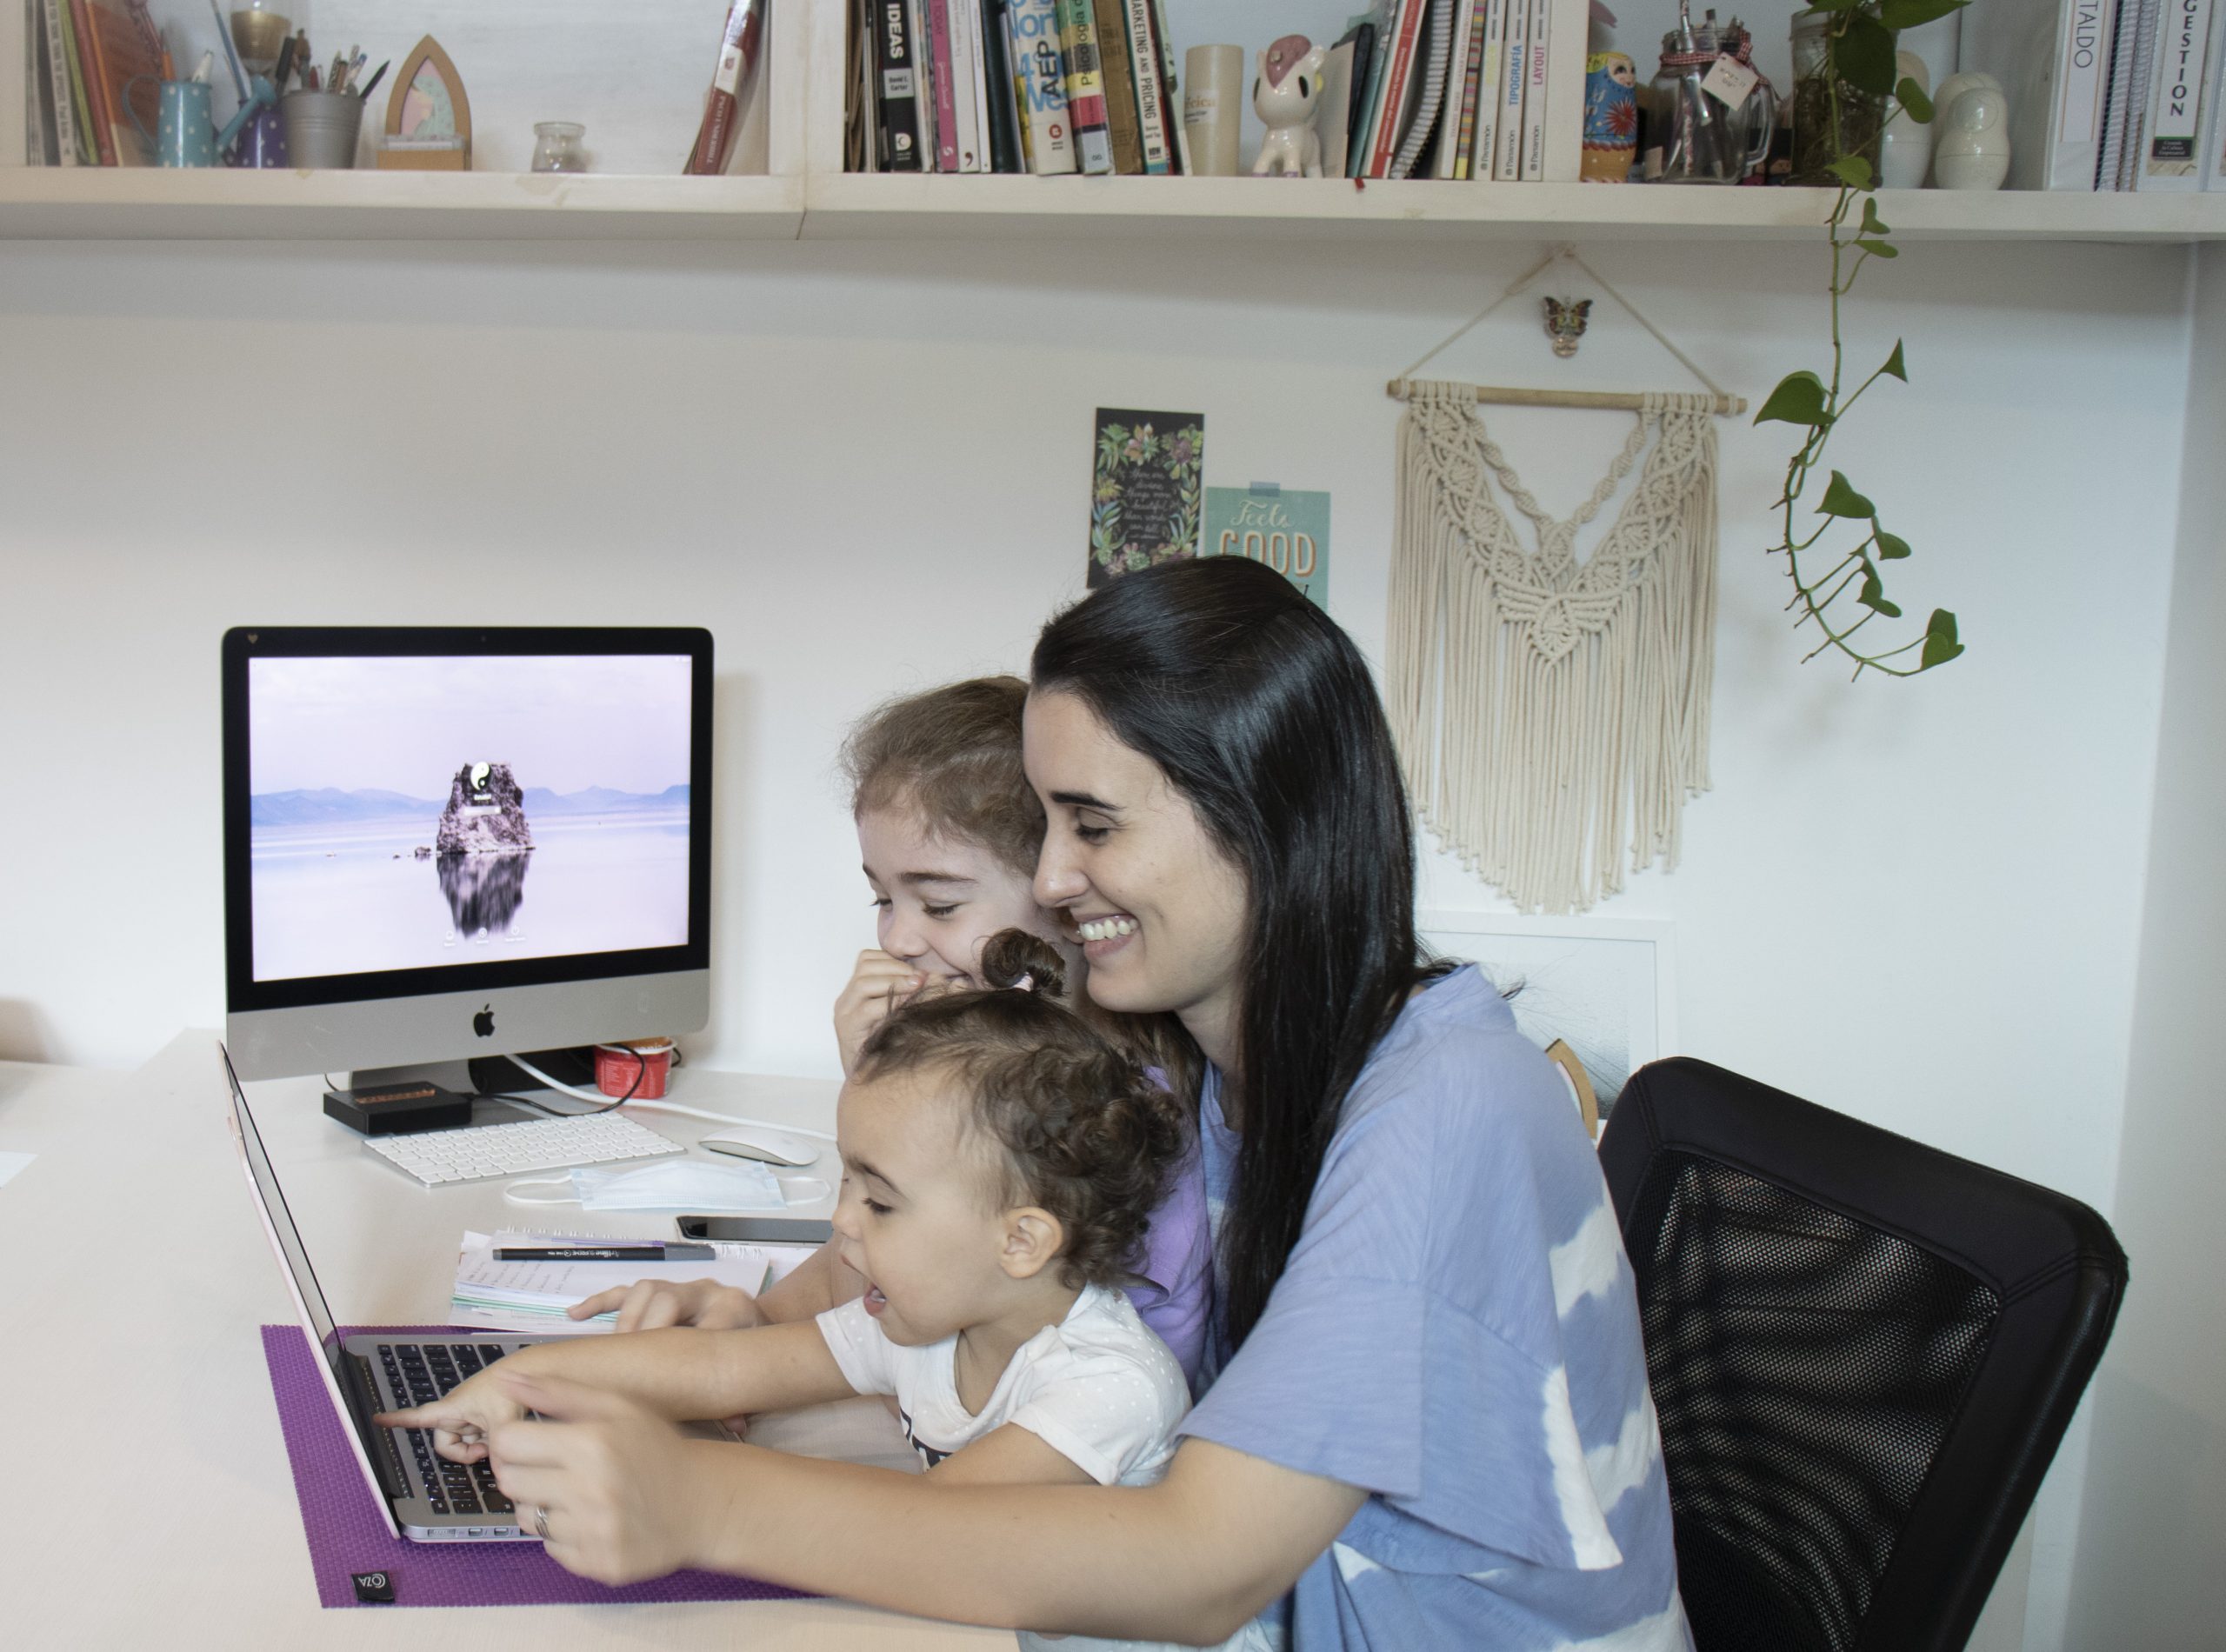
[266,14,387,170]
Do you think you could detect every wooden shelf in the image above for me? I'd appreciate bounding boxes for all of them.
[3,165,2222,244]
[0,167,804,240]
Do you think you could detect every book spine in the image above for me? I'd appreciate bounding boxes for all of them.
[67,0,112,165]
[41,0,78,163]
[2052,0,2119,188]
[1520,0,1550,178]
[1494,0,1528,181]
[1009,0,1076,173]
[948,0,983,170]
[928,0,958,170]
[980,0,1023,171]
[1054,0,1113,173]
[1368,0,1427,175]
[965,0,995,170]
[908,0,938,170]
[1351,1,1398,177]
[1472,0,1506,180]
[1123,0,1170,171]
[2139,0,2215,189]
[874,0,923,169]
[1090,0,1143,171]
[2119,0,2162,185]
[1537,0,1587,181]
[2203,0,2226,184]
[2098,0,2138,184]
[1430,0,1474,177]
[1444,0,1488,177]
[1146,0,1188,171]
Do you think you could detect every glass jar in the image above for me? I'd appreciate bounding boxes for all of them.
[531,121,588,174]
[1790,9,1884,186]
[1646,34,1742,183]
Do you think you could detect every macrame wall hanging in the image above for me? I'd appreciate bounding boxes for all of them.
[1385,246,1744,916]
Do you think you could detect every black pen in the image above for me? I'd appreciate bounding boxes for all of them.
[493,1242,716,1261]
[357,59,390,103]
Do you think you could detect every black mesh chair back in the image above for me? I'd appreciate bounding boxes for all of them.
[1598,1058,2126,1652]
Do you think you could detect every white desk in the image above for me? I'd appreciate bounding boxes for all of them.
[0,1032,1011,1649]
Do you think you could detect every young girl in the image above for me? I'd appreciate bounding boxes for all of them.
[576,676,1212,1387]
[380,936,1223,1652]
[490,557,1687,1649]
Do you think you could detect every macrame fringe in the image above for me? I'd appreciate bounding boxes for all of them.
[1388,379,1719,915]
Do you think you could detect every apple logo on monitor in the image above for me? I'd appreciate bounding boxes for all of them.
[473,1004,495,1038]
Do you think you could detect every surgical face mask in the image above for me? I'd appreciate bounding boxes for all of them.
[505,1157,823,1212]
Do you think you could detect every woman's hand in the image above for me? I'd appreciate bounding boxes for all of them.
[487,1368,707,1585]
[567,1276,763,1333]
[374,1366,529,1463]
[832,949,927,1075]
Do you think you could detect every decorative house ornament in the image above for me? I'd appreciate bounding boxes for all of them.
[377,35,471,170]
[1543,296,1592,357]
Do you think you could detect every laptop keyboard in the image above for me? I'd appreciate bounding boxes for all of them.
[364,1111,683,1186]
[379,1341,517,1516]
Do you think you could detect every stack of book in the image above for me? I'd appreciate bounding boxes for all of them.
[846,0,1588,181]
[1969,0,2226,190]
[24,0,162,168]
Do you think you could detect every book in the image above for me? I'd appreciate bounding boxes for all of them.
[928,0,959,170]
[1471,0,1507,181]
[1054,0,1114,174]
[1145,0,1188,171]
[1536,0,1590,181]
[66,0,110,164]
[1122,0,1172,171]
[964,0,995,170]
[1431,0,1484,177]
[3,0,25,167]
[873,0,924,170]
[2138,0,2215,188]
[1964,0,2119,190]
[1494,0,1529,180]
[448,1230,799,1336]
[909,0,938,173]
[2098,0,2143,184]
[1451,0,1494,177]
[981,0,1025,171]
[1350,0,1400,177]
[2117,0,2163,186]
[1367,0,1431,176]
[1008,0,1076,174]
[1392,0,1456,179]
[1521,0,1551,178]
[1090,0,1143,172]
[1342,19,1377,176]
[2202,0,2226,184]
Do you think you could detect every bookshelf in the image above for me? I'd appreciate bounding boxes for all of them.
[5,0,2226,245]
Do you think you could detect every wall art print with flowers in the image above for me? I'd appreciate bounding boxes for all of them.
[1088,408,1205,587]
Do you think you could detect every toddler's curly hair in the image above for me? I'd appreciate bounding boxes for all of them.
[854,929,1190,1290]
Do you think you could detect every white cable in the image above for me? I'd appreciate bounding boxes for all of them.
[503,1054,838,1142]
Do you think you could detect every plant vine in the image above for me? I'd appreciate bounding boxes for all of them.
[1756,0,1968,677]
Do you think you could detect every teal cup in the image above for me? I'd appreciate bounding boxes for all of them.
[127,77,217,167]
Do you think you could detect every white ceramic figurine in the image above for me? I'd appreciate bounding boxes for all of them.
[1931,70,2009,190]
[1251,34,1328,177]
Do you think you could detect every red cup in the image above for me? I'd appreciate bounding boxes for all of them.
[596,1040,672,1100]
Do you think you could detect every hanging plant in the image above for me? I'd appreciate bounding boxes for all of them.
[1757,0,1969,677]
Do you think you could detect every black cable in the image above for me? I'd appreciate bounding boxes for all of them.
[468,1046,646,1117]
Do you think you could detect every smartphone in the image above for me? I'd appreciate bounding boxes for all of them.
[675,1215,835,1244]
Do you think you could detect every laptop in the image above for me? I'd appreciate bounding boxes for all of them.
[221,1042,713,1542]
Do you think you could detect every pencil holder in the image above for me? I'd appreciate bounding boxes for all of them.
[282,89,364,169]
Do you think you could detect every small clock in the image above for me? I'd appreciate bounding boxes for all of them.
[376,35,471,170]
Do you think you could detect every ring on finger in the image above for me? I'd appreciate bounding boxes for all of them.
[533,1502,552,1542]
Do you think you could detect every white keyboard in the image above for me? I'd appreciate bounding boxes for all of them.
[366,1112,685,1187]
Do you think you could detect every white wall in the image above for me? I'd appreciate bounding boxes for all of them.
[0,231,2194,1648]
[2063,244,2226,1650]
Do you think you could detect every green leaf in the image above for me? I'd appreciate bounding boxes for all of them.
[1858,239,1901,257]
[1881,339,1907,381]
[1809,0,1865,10]
[1858,571,1903,618]
[1882,0,1971,30]
[1860,198,1891,236]
[1755,370,1831,428]
[1818,470,1876,518]
[1836,14,1899,97]
[1875,530,1912,559]
[1896,76,1936,123]
[1827,155,1875,190]
[1921,608,1965,669]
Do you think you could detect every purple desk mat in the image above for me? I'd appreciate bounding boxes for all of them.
[260,1322,810,1609]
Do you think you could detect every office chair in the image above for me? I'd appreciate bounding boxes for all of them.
[1597,1058,2127,1652]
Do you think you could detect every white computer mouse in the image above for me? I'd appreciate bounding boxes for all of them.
[697,1125,822,1168]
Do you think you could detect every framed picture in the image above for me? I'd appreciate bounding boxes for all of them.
[1416,910,1678,1122]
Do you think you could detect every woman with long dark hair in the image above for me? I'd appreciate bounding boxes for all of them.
[480,557,1688,1649]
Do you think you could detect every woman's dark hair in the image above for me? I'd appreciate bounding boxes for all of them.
[854,929,1190,1290]
[841,676,1042,876]
[1031,557,1423,1351]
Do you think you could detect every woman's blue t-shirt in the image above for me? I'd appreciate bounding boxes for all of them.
[1178,966,1692,1651]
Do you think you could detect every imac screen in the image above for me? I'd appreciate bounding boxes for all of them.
[245,654,694,983]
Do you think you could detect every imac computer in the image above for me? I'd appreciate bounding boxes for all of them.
[222,627,713,1084]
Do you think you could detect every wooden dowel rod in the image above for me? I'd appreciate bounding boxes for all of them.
[1385,380,1747,416]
